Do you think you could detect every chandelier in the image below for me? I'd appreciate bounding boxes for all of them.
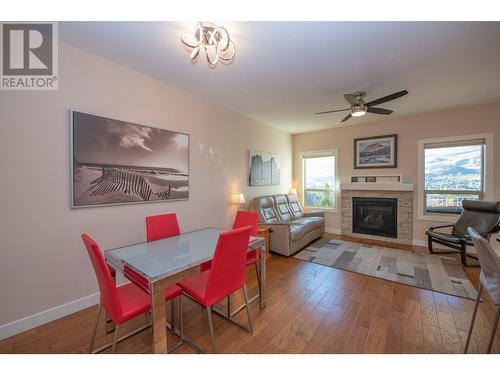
[180,22,236,67]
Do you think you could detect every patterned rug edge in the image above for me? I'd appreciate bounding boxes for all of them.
[294,238,478,301]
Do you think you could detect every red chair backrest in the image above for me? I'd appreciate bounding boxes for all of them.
[81,234,122,322]
[145,213,180,242]
[233,211,258,236]
[205,226,252,306]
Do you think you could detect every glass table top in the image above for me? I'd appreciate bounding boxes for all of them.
[105,227,264,282]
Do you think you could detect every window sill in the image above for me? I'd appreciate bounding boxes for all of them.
[417,212,458,223]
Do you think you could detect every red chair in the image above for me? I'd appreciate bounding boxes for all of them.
[82,234,182,353]
[145,213,180,242]
[177,226,253,353]
[199,211,261,315]
[145,213,183,335]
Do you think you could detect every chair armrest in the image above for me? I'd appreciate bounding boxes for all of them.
[428,224,454,231]
[303,210,324,218]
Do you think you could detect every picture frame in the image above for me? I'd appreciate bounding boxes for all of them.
[248,150,280,186]
[353,134,398,169]
[70,111,189,208]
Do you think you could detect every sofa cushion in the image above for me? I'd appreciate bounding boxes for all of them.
[290,216,324,232]
[286,194,304,219]
[252,196,280,224]
[272,194,294,222]
[289,224,307,241]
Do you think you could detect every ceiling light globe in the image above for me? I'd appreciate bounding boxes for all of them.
[351,106,367,117]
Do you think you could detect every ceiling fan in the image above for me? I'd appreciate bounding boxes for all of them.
[315,90,409,123]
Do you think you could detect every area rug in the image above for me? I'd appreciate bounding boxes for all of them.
[294,237,478,300]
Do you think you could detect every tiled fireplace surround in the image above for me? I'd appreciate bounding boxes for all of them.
[341,188,413,245]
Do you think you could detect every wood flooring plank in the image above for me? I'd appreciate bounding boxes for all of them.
[403,286,424,353]
[384,310,405,353]
[432,292,462,353]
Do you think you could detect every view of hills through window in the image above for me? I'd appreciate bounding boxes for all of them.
[424,144,483,213]
[304,155,335,208]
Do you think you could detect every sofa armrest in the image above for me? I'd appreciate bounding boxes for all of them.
[264,223,292,256]
[303,210,324,218]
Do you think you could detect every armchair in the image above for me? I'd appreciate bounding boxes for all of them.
[426,200,500,267]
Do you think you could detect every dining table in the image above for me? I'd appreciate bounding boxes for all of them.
[105,227,267,354]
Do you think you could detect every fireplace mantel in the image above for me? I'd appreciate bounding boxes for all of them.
[340,182,414,191]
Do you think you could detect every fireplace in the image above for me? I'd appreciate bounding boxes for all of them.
[352,197,397,238]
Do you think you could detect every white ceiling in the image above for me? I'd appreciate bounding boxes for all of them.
[60,22,500,134]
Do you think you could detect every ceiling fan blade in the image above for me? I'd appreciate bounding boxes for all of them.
[344,94,357,105]
[341,113,352,123]
[366,90,408,107]
[367,107,393,115]
[314,108,350,115]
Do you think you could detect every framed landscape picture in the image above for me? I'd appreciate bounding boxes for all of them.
[248,150,280,186]
[71,111,189,207]
[354,134,398,169]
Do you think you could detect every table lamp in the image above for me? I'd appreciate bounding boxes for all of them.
[232,192,246,210]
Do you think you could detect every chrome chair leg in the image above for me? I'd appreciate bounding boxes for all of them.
[486,306,500,353]
[111,324,120,354]
[179,295,184,342]
[464,283,483,353]
[170,299,176,334]
[207,306,216,353]
[89,304,102,354]
[167,296,184,353]
[242,285,253,335]
[255,263,261,293]
[106,273,116,334]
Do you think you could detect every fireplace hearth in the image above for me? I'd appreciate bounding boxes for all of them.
[352,197,397,238]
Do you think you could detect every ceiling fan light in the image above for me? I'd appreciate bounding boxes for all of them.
[351,107,367,117]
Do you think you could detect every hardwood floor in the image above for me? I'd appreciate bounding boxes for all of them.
[1,234,499,354]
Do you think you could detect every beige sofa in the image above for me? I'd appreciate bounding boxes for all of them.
[249,194,325,256]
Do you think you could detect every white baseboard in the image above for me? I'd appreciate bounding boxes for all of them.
[0,292,100,340]
[411,238,428,247]
[325,227,341,234]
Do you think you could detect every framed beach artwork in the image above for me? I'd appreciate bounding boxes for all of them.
[248,150,280,186]
[70,111,189,207]
[353,134,398,169]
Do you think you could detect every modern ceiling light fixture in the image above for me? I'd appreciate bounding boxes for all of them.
[180,22,236,67]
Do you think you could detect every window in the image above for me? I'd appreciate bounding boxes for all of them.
[422,138,485,215]
[301,150,337,210]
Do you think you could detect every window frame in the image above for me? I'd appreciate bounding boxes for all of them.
[417,133,494,222]
[300,149,339,212]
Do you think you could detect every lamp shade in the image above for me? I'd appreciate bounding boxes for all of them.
[289,188,297,196]
[232,192,245,205]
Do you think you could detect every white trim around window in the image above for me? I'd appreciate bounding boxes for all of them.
[417,133,494,222]
[299,148,339,213]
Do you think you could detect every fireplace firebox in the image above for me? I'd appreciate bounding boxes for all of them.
[352,197,397,238]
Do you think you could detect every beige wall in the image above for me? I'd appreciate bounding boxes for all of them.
[0,42,292,328]
[293,102,500,244]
